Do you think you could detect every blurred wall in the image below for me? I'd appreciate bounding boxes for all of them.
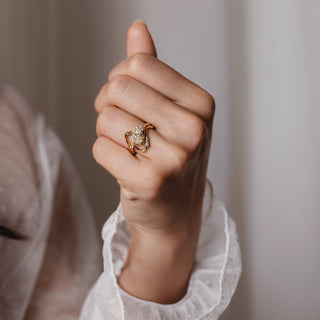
[0,0,60,128]
[1,1,319,319]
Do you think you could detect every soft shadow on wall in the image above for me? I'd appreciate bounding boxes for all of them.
[0,0,132,230]
[219,0,251,318]
[57,1,135,229]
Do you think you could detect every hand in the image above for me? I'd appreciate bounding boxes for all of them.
[93,20,215,303]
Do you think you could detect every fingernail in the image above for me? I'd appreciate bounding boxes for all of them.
[133,18,145,25]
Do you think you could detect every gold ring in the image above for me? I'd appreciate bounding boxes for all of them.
[125,122,154,155]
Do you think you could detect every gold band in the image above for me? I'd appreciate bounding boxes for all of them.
[125,122,155,155]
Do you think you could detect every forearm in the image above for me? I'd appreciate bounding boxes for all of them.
[118,212,202,304]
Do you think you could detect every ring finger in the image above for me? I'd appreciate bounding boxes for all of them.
[96,105,168,159]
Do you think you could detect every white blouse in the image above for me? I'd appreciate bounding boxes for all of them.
[79,178,242,320]
[0,85,241,319]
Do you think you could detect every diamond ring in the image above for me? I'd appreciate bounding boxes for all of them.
[125,122,155,155]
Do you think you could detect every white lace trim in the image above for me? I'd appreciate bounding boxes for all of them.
[89,179,241,320]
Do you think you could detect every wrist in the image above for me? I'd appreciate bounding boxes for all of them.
[118,212,202,304]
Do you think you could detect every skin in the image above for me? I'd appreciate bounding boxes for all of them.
[93,20,215,304]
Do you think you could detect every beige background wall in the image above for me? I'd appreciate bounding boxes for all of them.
[1,1,319,319]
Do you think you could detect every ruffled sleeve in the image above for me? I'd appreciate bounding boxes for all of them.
[80,179,242,320]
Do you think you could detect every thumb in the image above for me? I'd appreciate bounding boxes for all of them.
[126,19,157,58]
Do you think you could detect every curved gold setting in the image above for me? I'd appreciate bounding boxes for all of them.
[125,122,154,155]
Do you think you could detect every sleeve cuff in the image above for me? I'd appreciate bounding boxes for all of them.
[88,178,242,320]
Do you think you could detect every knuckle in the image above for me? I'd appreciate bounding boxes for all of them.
[100,106,114,123]
[96,111,104,129]
[129,52,155,74]
[108,74,126,92]
[167,144,189,173]
[94,83,108,113]
[96,109,109,135]
[186,115,207,149]
[92,137,104,163]
[109,74,135,98]
[202,91,216,122]
[108,65,118,81]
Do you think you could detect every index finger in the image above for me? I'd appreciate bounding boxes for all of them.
[108,53,214,122]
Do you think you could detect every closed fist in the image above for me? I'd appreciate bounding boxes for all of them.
[93,21,215,237]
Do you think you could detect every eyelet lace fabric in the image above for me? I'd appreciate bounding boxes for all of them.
[0,86,100,320]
